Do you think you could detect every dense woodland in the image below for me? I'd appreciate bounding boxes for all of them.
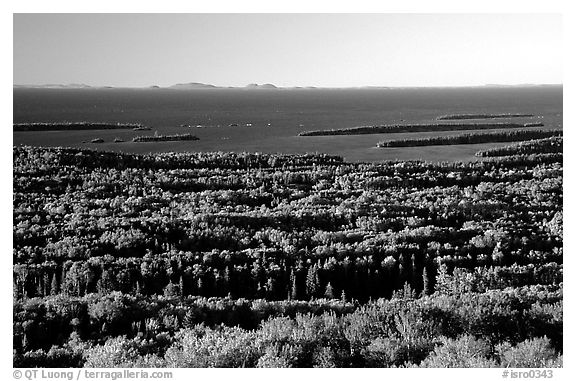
[132,133,200,142]
[13,138,562,367]
[298,122,543,136]
[436,114,534,120]
[475,136,563,157]
[377,129,562,148]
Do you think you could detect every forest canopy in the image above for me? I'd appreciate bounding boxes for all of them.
[13,144,562,368]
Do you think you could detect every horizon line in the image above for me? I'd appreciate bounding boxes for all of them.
[13,82,564,89]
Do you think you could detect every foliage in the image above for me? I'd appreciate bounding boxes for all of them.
[13,146,562,367]
[299,122,543,136]
[132,133,199,142]
[377,129,562,147]
[476,137,562,157]
[437,113,534,120]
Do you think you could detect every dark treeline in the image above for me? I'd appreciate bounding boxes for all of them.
[299,122,543,136]
[377,129,562,148]
[14,122,144,131]
[476,136,563,157]
[437,113,535,120]
[14,294,356,353]
[13,262,562,357]
[13,145,562,367]
[14,285,562,368]
[132,133,199,142]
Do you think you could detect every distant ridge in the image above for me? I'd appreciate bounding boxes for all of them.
[13,83,93,89]
[245,83,278,89]
[482,83,561,88]
[169,82,218,89]
[170,82,280,89]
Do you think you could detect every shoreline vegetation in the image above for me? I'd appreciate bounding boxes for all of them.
[437,113,535,120]
[13,122,145,131]
[377,129,562,148]
[132,133,199,142]
[298,122,544,136]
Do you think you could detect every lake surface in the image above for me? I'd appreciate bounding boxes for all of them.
[13,86,562,163]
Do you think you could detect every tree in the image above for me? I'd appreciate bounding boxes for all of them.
[179,276,185,296]
[305,264,320,299]
[163,282,179,297]
[434,263,451,295]
[324,282,335,299]
[97,270,115,294]
[183,309,198,328]
[289,269,298,300]
[422,267,432,296]
[50,273,59,295]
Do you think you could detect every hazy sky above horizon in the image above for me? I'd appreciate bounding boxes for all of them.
[13,13,562,87]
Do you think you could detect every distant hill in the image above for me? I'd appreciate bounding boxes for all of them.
[168,82,218,90]
[245,83,278,89]
[168,82,280,90]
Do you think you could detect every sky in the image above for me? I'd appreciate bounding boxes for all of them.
[13,13,562,88]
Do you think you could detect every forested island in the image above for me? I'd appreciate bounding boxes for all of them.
[13,142,562,368]
[437,113,535,120]
[14,122,145,131]
[298,122,543,136]
[377,129,562,148]
[132,133,199,142]
[475,136,563,157]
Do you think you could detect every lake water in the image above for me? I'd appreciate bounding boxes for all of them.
[13,86,562,162]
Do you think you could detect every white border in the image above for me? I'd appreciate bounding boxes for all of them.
[4,1,572,379]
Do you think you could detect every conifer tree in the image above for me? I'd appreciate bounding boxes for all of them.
[50,273,59,295]
[43,273,50,296]
[224,267,231,294]
[290,269,298,300]
[135,280,142,295]
[324,282,335,299]
[398,263,406,290]
[411,253,420,291]
[60,266,68,295]
[422,266,432,296]
[306,264,320,299]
